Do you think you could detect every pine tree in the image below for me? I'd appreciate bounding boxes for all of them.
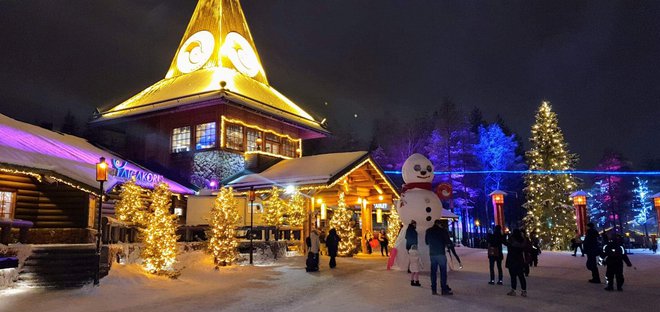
[523,102,578,250]
[632,178,654,241]
[115,177,148,226]
[387,205,401,249]
[286,188,306,227]
[207,186,240,267]
[141,183,178,274]
[262,186,286,227]
[328,192,356,256]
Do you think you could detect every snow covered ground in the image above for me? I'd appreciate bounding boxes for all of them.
[1,247,658,312]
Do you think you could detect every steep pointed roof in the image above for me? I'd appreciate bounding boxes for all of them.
[94,0,327,134]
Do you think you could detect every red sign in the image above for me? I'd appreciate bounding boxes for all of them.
[436,183,452,200]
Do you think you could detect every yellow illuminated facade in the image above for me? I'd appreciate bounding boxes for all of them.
[221,116,302,159]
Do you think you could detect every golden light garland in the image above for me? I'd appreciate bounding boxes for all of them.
[220,115,302,156]
[0,166,43,181]
[387,205,401,249]
[286,188,306,227]
[115,177,148,226]
[261,186,286,227]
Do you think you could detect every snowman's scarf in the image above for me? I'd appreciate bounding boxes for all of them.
[401,182,433,192]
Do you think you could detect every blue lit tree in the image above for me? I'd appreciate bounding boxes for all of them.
[631,177,654,243]
[587,180,608,228]
[474,124,523,226]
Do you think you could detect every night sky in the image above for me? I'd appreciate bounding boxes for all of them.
[0,1,658,168]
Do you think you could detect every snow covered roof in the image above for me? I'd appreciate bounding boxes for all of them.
[227,151,370,189]
[92,0,328,136]
[0,114,194,195]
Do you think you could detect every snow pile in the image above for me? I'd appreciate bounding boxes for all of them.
[0,244,32,288]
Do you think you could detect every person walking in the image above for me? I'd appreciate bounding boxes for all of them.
[306,228,321,272]
[602,234,633,291]
[325,228,341,269]
[447,239,463,269]
[425,219,453,295]
[408,244,423,286]
[583,222,601,283]
[487,225,505,285]
[651,236,658,254]
[379,230,389,257]
[529,234,540,267]
[572,229,584,257]
[505,229,528,297]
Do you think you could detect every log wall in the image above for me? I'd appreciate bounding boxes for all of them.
[0,173,88,228]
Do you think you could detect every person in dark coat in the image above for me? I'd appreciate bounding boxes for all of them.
[379,230,389,256]
[325,228,341,269]
[602,234,633,291]
[405,220,418,251]
[425,219,453,295]
[583,222,601,283]
[529,234,540,267]
[505,229,528,297]
[487,225,504,285]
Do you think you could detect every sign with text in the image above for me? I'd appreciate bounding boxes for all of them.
[111,159,163,185]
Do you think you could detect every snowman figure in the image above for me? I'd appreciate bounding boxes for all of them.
[393,153,454,271]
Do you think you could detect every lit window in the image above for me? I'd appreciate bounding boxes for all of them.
[0,191,15,219]
[225,123,244,151]
[195,122,216,150]
[264,133,279,154]
[171,126,191,153]
[282,139,296,158]
[246,128,261,152]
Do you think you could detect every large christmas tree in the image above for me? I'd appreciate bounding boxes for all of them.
[207,186,240,267]
[328,192,356,256]
[115,177,148,226]
[141,183,178,274]
[523,102,578,250]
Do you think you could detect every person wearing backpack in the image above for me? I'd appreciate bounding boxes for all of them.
[487,225,504,285]
[602,234,633,291]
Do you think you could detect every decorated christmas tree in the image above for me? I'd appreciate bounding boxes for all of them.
[141,182,178,274]
[262,186,286,227]
[523,102,578,250]
[206,186,240,267]
[115,177,148,226]
[387,205,401,249]
[287,188,306,227]
[329,192,356,256]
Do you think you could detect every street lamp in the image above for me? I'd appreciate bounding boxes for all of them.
[570,191,588,236]
[248,187,256,265]
[652,192,660,236]
[489,190,506,229]
[94,157,108,286]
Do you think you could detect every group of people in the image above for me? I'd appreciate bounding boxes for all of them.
[583,222,634,291]
[405,219,461,295]
[485,225,540,297]
[364,230,389,256]
[305,228,341,272]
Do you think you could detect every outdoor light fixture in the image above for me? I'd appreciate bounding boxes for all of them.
[376,208,383,223]
[320,203,327,220]
[285,185,295,194]
[570,191,589,236]
[94,157,108,286]
[248,187,256,265]
[489,190,506,228]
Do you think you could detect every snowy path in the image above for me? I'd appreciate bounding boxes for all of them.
[1,248,658,312]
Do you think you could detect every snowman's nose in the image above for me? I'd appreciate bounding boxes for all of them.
[420,171,427,175]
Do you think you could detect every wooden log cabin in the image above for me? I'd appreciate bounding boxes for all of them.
[0,113,194,245]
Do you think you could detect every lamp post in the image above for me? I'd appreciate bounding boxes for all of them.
[652,193,660,237]
[489,190,506,230]
[94,157,108,286]
[475,219,481,244]
[570,191,588,236]
[248,187,256,265]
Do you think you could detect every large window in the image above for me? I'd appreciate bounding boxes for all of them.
[171,126,191,153]
[195,122,216,150]
[264,133,279,155]
[282,139,297,158]
[246,128,261,152]
[225,123,244,150]
[0,191,15,219]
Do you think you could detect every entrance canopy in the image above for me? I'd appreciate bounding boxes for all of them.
[226,151,399,205]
